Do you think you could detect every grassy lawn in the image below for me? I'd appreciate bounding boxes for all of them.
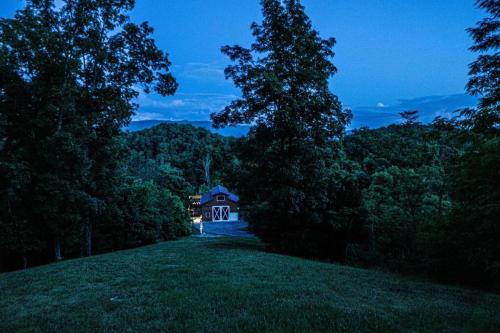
[0,237,498,333]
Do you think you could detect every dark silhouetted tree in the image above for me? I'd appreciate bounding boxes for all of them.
[464,0,499,134]
[399,110,420,127]
[0,0,177,267]
[212,0,353,259]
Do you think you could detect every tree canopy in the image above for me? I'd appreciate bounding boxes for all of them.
[0,0,183,269]
[464,0,499,134]
[211,0,355,258]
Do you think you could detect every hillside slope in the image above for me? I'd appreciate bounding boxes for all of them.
[0,237,498,333]
[124,120,250,137]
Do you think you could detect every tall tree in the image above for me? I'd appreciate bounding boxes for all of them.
[212,0,352,259]
[0,0,177,265]
[434,0,500,287]
[464,0,499,135]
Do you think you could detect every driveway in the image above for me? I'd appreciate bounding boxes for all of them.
[192,221,255,238]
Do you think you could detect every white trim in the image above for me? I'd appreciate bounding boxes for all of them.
[216,195,225,202]
[212,206,230,222]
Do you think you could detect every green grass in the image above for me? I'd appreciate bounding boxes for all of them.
[0,237,499,333]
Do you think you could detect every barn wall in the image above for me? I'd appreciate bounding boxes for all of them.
[201,200,238,222]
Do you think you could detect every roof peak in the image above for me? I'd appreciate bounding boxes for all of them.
[211,184,228,192]
[200,185,239,204]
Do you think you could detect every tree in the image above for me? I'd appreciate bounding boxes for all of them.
[464,0,499,134]
[430,0,500,288]
[125,123,236,193]
[202,154,212,187]
[158,189,192,240]
[363,167,430,269]
[212,0,352,259]
[0,0,177,267]
[434,138,500,287]
[399,110,420,127]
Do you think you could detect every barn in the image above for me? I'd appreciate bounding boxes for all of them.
[200,185,239,222]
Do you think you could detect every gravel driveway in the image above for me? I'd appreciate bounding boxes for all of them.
[192,221,255,238]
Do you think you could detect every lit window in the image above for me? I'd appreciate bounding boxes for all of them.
[216,195,225,201]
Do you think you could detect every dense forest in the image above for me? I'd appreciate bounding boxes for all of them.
[1,0,498,290]
[209,0,499,289]
[0,0,189,271]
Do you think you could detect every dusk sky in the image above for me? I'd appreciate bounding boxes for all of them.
[0,0,483,125]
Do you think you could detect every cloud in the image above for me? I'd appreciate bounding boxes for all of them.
[136,92,187,109]
[350,93,478,129]
[133,92,238,121]
[134,92,478,127]
[132,112,170,121]
[175,63,226,83]
[131,62,236,121]
[178,93,238,112]
[170,99,186,107]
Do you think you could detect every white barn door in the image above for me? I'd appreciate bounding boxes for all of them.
[212,206,230,222]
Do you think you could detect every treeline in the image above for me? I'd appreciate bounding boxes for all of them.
[1,113,235,272]
[212,0,499,289]
[125,123,238,199]
[345,119,498,287]
[229,116,499,288]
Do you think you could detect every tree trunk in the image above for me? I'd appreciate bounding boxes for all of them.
[84,222,92,257]
[22,255,28,269]
[344,216,354,263]
[370,221,376,257]
[203,154,211,187]
[54,238,63,261]
[438,190,444,216]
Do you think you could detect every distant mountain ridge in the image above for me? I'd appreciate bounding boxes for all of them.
[126,94,478,136]
[124,120,250,137]
[349,93,478,129]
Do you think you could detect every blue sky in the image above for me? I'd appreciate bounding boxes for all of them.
[1,0,483,125]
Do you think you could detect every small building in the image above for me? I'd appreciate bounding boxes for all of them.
[200,185,239,222]
[188,195,202,222]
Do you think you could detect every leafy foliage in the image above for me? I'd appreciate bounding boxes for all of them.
[433,138,500,287]
[464,0,499,134]
[125,123,238,194]
[0,0,188,271]
[212,0,353,260]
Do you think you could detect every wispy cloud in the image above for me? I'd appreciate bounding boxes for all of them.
[175,62,227,83]
[177,92,238,112]
[136,91,188,109]
[133,92,238,121]
[131,61,236,121]
[132,112,172,121]
[137,92,187,109]
[350,93,478,129]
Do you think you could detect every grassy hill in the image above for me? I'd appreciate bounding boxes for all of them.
[0,237,498,333]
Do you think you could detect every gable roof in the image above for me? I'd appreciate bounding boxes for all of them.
[200,185,239,205]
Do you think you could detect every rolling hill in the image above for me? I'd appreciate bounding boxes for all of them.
[124,120,250,137]
[1,237,498,333]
